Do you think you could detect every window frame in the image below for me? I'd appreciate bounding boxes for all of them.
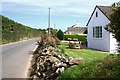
[93,26,102,39]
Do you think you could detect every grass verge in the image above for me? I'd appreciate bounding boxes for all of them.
[60,54,120,78]
[58,42,109,61]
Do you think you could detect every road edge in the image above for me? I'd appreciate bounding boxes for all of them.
[1,38,38,46]
[26,44,39,78]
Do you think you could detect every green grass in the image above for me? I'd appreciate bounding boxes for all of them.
[58,42,120,78]
[58,42,109,61]
[60,54,120,78]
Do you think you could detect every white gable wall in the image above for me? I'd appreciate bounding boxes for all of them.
[87,7,110,52]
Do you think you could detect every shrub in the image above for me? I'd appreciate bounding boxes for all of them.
[64,34,87,42]
[40,34,56,47]
[57,29,64,40]
[54,37,60,45]
[69,43,80,49]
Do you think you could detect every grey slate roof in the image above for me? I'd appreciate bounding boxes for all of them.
[86,5,113,26]
[98,6,113,19]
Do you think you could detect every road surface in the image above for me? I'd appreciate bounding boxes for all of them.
[2,38,39,78]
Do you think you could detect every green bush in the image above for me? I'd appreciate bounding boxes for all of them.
[69,43,80,48]
[57,29,64,40]
[64,34,87,42]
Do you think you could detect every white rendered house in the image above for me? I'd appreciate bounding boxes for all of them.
[86,5,118,53]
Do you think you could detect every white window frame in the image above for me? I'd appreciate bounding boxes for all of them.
[93,26,102,38]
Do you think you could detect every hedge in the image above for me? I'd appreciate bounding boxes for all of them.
[1,15,41,44]
[64,34,87,42]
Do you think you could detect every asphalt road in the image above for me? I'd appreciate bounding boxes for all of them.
[2,38,39,78]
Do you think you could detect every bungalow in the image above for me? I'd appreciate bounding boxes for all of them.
[65,22,87,34]
[86,5,118,53]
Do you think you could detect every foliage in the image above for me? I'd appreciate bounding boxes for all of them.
[64,34,87,42]
[107,7,120,41]
[1,15,42,44]
[57,29,64,40]
[60,54,120,78]
[0,16,2,44]
[39,29,46,34]
[69,43,80,49]
[111,1,120,7]
[40,34,55,47]
[40,34,61,47]
[69,43,76,49]
[46,28,58,37]
[54,37,60,45]
[105,4,120,52]
[51,29,58,37]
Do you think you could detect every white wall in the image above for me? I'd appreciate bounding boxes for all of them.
[87,7,110,52]
[110,33,118,52]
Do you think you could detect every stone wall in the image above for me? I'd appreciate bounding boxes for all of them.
[28,36,84,80]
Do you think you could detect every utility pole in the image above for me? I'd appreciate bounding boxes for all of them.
[48,7,51,35]
[54,24,56,29]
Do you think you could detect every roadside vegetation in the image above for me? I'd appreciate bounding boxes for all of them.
[1,15,44,44]
[60,54,120,78]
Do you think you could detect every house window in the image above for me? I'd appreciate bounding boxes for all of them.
[96,12,98,17]
[93,26,102,38]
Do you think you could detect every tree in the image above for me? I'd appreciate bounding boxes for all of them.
[46,28,58,36]
[105,2,120,52]
[57,29,64,40]
[39,29,46,34]
[50,29,57,37]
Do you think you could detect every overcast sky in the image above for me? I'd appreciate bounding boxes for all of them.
[1,0,120,31]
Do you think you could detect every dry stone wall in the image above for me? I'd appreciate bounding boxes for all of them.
[28,36,84,80]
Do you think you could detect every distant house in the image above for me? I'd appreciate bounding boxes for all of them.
[86,5,118,53]
[65,22,87,34]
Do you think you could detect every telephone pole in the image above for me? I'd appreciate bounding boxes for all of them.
[48,7,51,35]
[54,24,56,29]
